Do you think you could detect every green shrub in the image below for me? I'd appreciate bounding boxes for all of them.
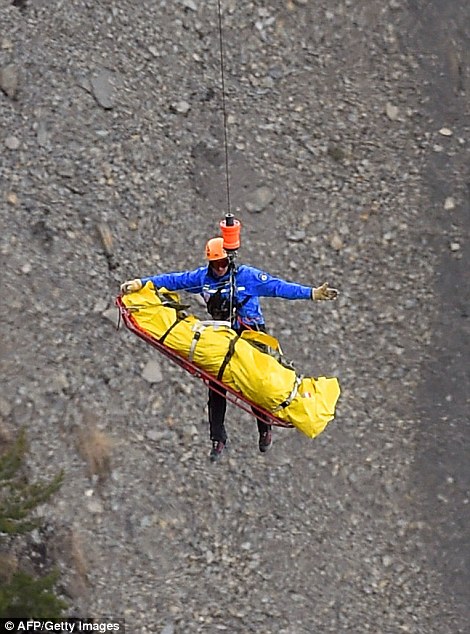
[0,429,66,617]
[0,570,67,618]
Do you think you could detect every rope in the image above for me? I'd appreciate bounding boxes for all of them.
[217,0,231,216]
[228,257,238,328]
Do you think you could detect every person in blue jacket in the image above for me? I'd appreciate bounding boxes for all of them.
[121,237,337,462]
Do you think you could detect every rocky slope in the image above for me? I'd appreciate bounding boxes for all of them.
[1,0,468,632]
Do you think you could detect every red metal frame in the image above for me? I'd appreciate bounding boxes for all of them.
[116,296,294,428]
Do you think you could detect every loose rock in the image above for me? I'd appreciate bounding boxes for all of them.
[5,135,20,150]
[90,69,116,109]
[245,185,275,213]
[386,102,399,120]
[142,359,163,383]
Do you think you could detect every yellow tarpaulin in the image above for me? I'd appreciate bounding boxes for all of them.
[122,282,340,438]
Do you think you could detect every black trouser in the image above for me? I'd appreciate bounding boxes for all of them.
[208,383,271,442]
[208,323,272,443]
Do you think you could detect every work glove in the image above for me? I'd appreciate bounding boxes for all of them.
[120,279,143,295]
[312,282,338,301]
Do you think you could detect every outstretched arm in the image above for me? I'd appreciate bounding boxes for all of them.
[246,267,338,301]
[121,268,206,295]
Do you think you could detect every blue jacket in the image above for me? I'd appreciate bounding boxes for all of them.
[141,264,312,327]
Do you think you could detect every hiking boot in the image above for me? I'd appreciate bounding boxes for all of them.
[258,430,273,453]
[209,440,227,462]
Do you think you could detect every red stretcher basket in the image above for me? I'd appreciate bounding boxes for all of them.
[116,295,294,428]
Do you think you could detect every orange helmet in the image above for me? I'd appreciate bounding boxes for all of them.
[205,237,227,261]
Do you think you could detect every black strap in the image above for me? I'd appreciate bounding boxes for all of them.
[237,296,250,308]
[159,319,181,344]
[154,287,189,344]
[217,333,240,381]
[155,289,190,312]
[274,375,302,411]
[276,396,291,410]
[188,328,203,362]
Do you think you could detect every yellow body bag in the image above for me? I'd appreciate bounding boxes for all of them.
[121,282,340,438]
